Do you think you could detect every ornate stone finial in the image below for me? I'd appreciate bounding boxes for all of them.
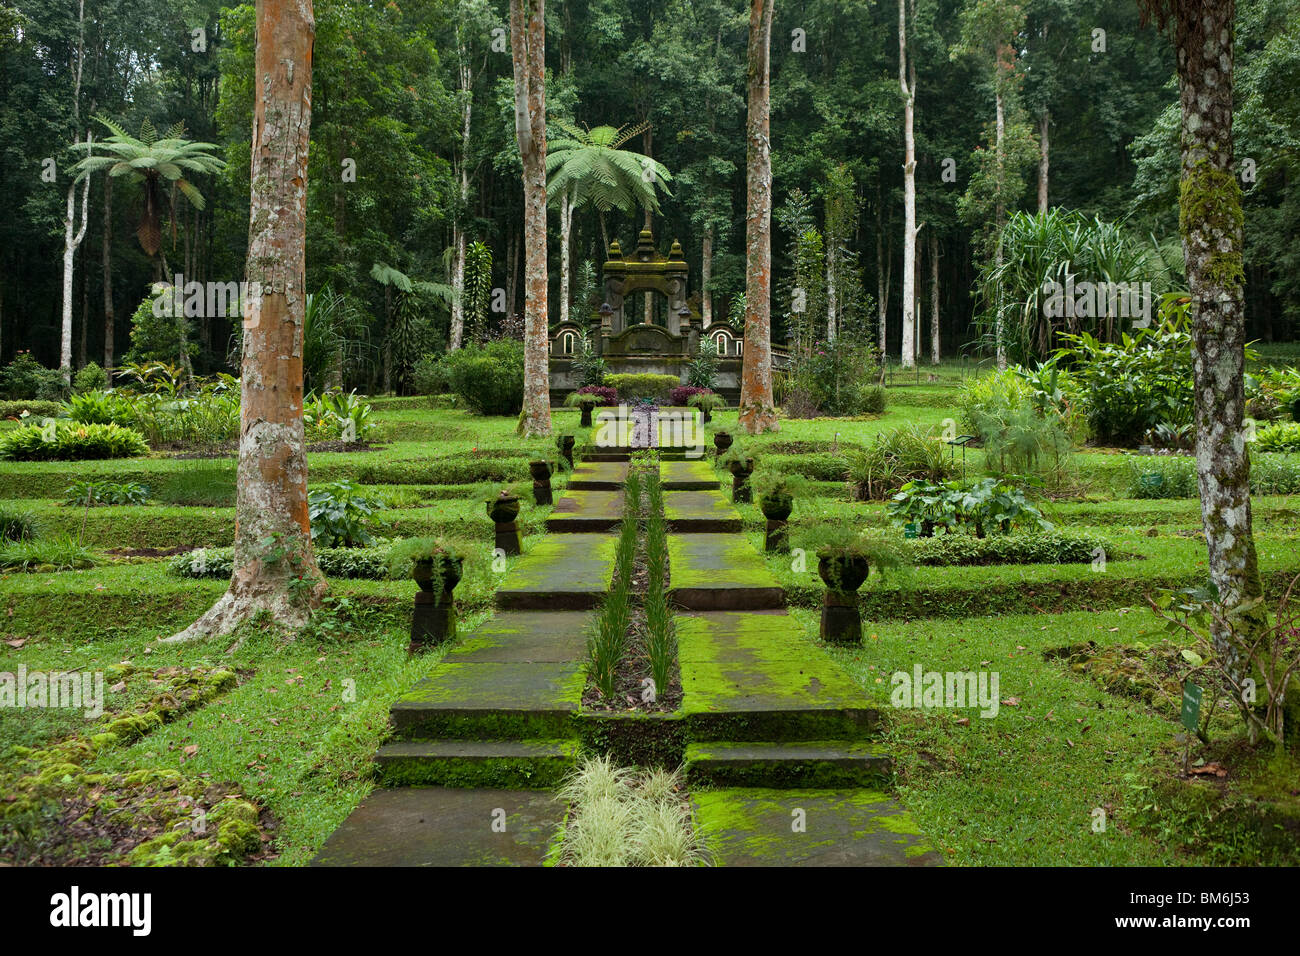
[608,239,623,260]
[635,229,655,261]
[668,239,685,262]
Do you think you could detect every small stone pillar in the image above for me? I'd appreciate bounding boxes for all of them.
[729,458,754,503]
[576,398,596,428]
[487,493,522,556]
[764,519,788,553]
[529,460,553,506]
[816,554,870,645]
[409,557,463,654]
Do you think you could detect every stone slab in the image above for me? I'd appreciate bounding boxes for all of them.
[667,533,784,609]
[495,533,616,609]
[661,459,721,491]
[545,489,624,533]
[567,460,630,491]
[448,611,589,663]
[684,740,892,788]
[692,788,943,867]
[311,787,563,866]
[375,739,579,788]
[390,660,585,739]
[664,490,743,532]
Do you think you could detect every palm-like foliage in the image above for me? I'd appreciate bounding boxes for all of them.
[545,121,672,217]
[974,209,1184,364]
[73,116,226,256]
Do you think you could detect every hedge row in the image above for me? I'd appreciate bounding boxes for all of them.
[170,545,392,580]
[908,530,1109,566]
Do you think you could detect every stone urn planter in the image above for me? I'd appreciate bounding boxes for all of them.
[713,432,734,457]
[409,553,464,653]
[528,459,553,506]
[486,492,522,555]
[759,490,793,553]
[816,550,870,644]
[575,398,598,428]
[728,457,755,503]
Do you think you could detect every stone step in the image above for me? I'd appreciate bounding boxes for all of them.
[667,533,783,609]
[375,739,579,789]
[691,789,944,866]
[544,489,624,533]
[676,611,880,740]
[391,660,585,740]
[664,490,743,533]
[684,741,892,789]
[567,460,630,491]
[311,787,564,866]
[661,459,721,491]
[495,533,616,609]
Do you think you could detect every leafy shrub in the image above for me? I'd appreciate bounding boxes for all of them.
[846,423,954,500]
[761,452,848,482]
[575,385,618,406]
[443,340,524,415]
[0,506,38,542]
[1251,455,1300,495]
[411,354,451,395]
[171,544,392,580]
[1055,307,1201,447]
[909,529,1107,566]
[686,337,720,390]
[786,337,882,417]
[888,476,1052,537]
[127,388,240,446]
[305,389,376,442]
[124,289,197,365]
[0,421,149,461]
[0,400,63,419]
[0,352,66,401]
[669,385,712,406]
[571,333,609,388]
[1126,456,1198,499]
[73,362,110,393]
[605,373,681,402]
[63,389,135,425]
[0,535,95,571]
[857,384,887,414]
[63,479,150,506]
[308,480,388,548]
[1254,422,1300,453]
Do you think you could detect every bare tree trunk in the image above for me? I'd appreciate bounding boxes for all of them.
[899,0,917,368]
[102,175,115,370]
[701,221,713,327]
[450,226,466,349]
[166,0,325,644]
[559,189,571,325]
[61,150,91,380]
[994,86,1007,370]
[1037,109,1050,214]
[449,38,474,352]
[511,0,552,436]
[78,244,88,369]
[929,230,940,364]
[738,0,778,435]
[825,228,837,343]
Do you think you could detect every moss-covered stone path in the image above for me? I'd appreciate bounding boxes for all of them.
[315,434,940,866]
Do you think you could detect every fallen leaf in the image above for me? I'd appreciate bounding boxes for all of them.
[5,638,24,648]
[183,745,199,757]
[1001,697,1021,707]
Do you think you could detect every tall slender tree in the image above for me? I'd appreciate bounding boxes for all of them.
[738,0,778,435]
[510,0,551,437]
[165,0,324,643]
[1136,0,1266,673]
[898,0,919,368]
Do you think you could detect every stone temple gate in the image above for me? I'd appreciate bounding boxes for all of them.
[549,228,781,403]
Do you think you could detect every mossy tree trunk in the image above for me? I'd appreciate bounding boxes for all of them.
[738,0,779,436]
[1141,0,1266,673]
[165,0,325,644]
[510,0,552,437]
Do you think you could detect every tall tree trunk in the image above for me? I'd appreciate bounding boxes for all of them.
[166,0,324,644]
[450,226,466,349]
[449,39,474,352]
[825,226,837,343]
[701,221,713,327]
[738,0,778,435]
[1037,109,1050,213]
[643,206,654,324]
[929,230,940,364]
[61,151,91,380]
[1161,0,1265,674]
[994,86,1007,370]
[899,0,917,368]
[559,189,571,325]
[102,173,114,370]
[78,244,88,369]
[510,0,552,436]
